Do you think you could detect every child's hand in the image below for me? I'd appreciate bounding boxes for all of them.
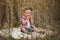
[26,16,29,19]
[26,15,31,19]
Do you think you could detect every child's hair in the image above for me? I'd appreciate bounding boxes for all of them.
[24,7,33,12]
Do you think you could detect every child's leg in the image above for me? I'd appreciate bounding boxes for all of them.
[31,25,40,32]
[21,28,27,33]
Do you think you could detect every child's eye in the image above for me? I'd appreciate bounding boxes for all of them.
[26,13,28,14]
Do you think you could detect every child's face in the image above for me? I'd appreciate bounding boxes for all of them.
[24,10,31,16]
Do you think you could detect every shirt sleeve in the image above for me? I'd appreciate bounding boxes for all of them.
[20,16,26,21]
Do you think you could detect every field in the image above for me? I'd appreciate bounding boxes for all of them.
[0,0,60,40]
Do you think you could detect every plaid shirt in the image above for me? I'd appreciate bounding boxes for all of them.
[21,16,31,29]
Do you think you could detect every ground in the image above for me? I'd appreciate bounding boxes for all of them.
[0,27,54,40]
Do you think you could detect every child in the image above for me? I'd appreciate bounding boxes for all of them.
[20,7,40,33]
